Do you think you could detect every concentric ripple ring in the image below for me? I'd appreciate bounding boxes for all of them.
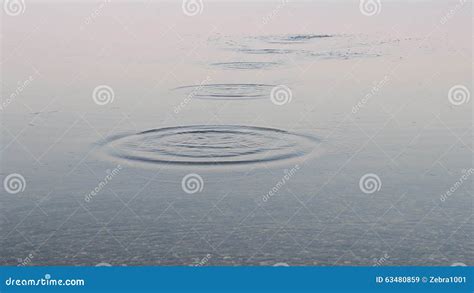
[173,83,275,100]
[98,125,322,166]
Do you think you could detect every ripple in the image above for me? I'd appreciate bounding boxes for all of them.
[98,125,321,167]
[235,48,295,55]
[211,61,281,70]
[308,50,381,60]
[258,34,333,44]
[173,83,275,100]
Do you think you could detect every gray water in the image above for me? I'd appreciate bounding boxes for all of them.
[0,1,472,266]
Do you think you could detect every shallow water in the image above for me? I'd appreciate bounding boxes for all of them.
[0,1,472,266]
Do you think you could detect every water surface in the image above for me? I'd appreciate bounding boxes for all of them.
[0,1,471,267]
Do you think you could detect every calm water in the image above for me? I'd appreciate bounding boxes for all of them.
[0,1,472,266]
